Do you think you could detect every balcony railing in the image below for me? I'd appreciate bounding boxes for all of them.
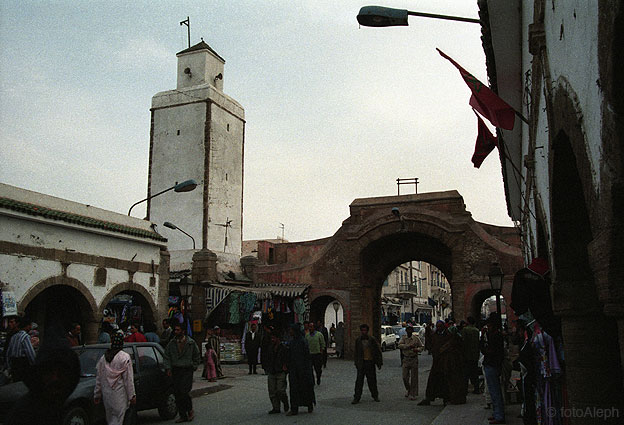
[398,284,419,294]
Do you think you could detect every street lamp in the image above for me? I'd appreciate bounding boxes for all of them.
[164,221,196,249]
[332,301,340,325]
[128,179,198,216]
[178,274,194,299]
[356,5,480,27]
[488,262,504,328]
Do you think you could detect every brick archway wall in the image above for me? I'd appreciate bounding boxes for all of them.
[254,191,523,358]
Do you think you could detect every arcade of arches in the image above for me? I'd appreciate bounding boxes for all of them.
[254,191,523,358]
[19,276,157,344]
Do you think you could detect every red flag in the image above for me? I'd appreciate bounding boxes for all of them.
[437,48,515,130]
[472,111,498,168]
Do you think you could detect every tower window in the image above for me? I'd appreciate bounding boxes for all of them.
[227,124,230,131]
[177,130,180,135]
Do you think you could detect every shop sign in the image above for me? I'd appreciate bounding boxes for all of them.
[2,291,17,316]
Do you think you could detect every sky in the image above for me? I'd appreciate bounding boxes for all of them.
[0,1,513,243]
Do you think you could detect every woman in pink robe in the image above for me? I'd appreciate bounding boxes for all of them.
[94,332,136,425]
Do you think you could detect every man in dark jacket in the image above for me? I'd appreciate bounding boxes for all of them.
[260,324,273,375]
[164,323,201,423]
[352,323,383,404]
[286,324,315,416]
[265,331,289,414]
[462,316,481,394]
[419,320,466,405]
[480,313,505,424]
[245,323,261,374]
[7,322,80,425]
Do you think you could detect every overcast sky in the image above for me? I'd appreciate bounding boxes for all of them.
[0,1,513,242]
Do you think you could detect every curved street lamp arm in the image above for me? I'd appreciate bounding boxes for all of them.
[407,10,480,24]
[128,185,176,216]
[176,227,196,250]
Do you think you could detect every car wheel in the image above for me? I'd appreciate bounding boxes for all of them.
[62,406,90,425]
[158,390,178,420]
[381,342,386,352]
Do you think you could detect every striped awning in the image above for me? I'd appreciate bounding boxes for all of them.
[250,283,310,298]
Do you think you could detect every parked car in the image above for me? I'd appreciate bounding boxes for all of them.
[380,325,397,351]
[0,342,177,424]
[392,325,425,346]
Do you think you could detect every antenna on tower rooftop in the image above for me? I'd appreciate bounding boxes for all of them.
[180,16,190,48]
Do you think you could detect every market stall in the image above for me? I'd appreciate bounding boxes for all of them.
[204,282,310,363]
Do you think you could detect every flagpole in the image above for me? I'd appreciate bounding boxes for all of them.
[514,109,529,125]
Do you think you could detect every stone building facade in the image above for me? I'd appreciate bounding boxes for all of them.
[0,183,169,343]
[482,1,624,421]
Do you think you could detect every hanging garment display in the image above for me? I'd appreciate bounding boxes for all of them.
[228,292,241,324]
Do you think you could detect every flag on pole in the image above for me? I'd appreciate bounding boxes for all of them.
[472,111,498,168]
[437,48,516,131]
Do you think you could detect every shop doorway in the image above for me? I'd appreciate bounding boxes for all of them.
[102,290,156,333]
[24,284,95,342]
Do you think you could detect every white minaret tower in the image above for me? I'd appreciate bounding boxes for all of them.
[148,41,245,266]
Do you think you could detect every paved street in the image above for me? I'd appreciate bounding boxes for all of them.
[136,350,522,425]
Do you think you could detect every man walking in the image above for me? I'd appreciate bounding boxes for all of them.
[419,320,466,405]
[481,313,505,424]
[398,325,423,400]
[316,321,329,368]
[265,331,289,414]
[352,323,382,404]
[305,323,325,385]
[462,316,481,394]
[163,323,201,423]
[334,322,345,359]
[245,323,261,374]
[6,316,36,382]
[161,319,173,347]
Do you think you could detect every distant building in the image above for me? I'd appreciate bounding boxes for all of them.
[242,239,288,258]
[381,260,438,324]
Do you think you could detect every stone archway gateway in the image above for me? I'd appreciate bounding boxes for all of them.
[254,191,523,358]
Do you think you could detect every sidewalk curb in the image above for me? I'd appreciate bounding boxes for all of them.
[190,383,232,398]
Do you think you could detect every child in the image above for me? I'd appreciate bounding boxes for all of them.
[203,342,218,382]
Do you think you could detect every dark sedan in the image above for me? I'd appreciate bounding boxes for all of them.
[0,342,177,425]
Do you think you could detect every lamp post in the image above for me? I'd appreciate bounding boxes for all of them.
[128,179,198,216]
[332,301,340,326]
[357,5,480,27]
[163,221,196,249]
[178,274,194,331]
[488,262,504,328]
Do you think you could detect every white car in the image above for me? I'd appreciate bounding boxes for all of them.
[380,325,397,351]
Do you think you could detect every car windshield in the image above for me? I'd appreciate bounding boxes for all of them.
[392,326,402,334]
[74,347,107,377]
